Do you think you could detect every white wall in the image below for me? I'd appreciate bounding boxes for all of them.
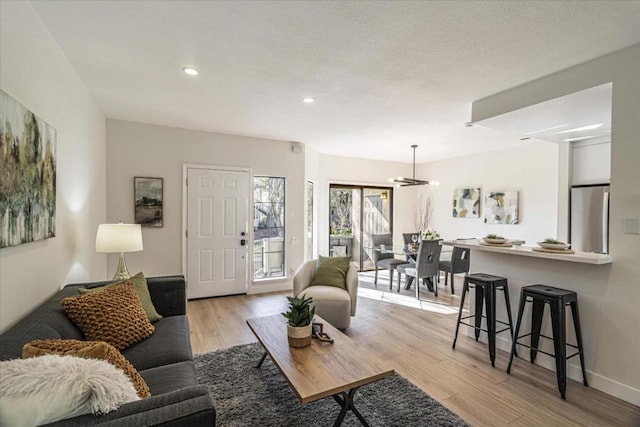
[0,2,107,331]
[304,146,321,260]
[471,44,640,403]
[106,120,305,293]
[572,139,611,185]
[417,141,561,244]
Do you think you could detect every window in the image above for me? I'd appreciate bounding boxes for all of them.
[253,177,285,279]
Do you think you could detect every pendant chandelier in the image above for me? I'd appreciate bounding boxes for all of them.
[390,145,439,187]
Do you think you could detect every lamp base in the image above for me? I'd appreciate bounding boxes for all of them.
[113,252,132,280]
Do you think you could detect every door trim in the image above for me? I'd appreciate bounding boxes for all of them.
[182,163,252,293]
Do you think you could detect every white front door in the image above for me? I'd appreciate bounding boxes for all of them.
[186,167,249,299]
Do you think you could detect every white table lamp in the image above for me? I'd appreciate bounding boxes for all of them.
[96,223,143,280]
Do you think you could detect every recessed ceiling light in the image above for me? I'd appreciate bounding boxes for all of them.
[182,67,198,76]
[563,135,596,142]
[556,123,603,134]
[302,97,315,104]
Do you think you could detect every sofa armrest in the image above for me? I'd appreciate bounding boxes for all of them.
[293,260,317,297]
[146,276,187,317]
[45,386,215,427]
[346,264,358,316]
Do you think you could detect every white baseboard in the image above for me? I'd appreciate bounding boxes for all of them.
[249,280,292,294]
[464,328,640,406]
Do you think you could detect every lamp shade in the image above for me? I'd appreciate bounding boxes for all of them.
[95,223,143,253]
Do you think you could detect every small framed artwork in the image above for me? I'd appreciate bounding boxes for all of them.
[453,188,481,218]
[485,191,519,224]
[134,177,163,227]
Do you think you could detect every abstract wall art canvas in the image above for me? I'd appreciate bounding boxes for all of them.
[452,188,480,218]
[134,177,163,227]
[0,90,57,248]
[485,191,519,224]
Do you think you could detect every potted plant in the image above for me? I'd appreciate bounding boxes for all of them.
[282,294,315,348]
[483,233,507,244]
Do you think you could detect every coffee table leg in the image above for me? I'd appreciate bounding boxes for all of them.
[255,351,268,368]
[332,387,369,427]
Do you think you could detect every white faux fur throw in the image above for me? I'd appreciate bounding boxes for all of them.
[0,354,140,427]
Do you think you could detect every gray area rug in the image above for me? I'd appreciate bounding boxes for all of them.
[194,342,469,426]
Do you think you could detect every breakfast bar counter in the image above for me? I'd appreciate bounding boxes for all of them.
[441,239,615,397]
[441,240,612,264]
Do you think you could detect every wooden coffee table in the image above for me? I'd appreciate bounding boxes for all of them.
[246,314,394,426]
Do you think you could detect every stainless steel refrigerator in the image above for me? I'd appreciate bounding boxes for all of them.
[570,184,610,253]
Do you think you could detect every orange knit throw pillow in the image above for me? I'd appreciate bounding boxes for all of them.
[22,339,151,399]
[62,281,155,350]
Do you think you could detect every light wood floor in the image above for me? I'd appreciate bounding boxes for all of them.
[187,271,640,426]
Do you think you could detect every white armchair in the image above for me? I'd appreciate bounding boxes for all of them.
[293,259,359,329]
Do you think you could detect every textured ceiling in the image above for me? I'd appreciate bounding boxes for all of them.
[29,1,640,163]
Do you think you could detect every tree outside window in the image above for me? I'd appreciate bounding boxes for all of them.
[253,177,285,279]
[329,189,353,236]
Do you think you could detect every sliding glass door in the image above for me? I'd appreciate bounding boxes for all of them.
[329,185,393,271]
[361,188,392,270]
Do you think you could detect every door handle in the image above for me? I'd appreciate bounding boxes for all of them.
[240,239,246,246]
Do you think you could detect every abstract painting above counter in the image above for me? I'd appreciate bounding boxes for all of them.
[452,187,481,218]
[485,191,519,224]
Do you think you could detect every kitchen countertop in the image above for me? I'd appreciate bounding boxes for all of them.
[442,239,612,265]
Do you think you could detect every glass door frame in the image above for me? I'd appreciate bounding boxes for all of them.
[328,184,394,271]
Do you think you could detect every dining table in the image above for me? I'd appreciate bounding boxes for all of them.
[374,242,452,258]
[375,244,418,257]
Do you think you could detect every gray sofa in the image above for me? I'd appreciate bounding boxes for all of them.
[0,275,216,426]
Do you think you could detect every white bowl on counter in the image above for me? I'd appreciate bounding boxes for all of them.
[537,242,570,250]
[483,237,507,244]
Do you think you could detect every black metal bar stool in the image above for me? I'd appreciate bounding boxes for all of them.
[507,284,588,400]
[452,273,515,367]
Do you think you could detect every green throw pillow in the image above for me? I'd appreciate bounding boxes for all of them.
[78,272,163,323]
[310,256,351,289]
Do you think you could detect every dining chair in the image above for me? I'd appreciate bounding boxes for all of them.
[371,233,405,290]
[397,239,442,299]
[402,233,419,245]
[439,247,471,295]
[397,232,420,290]
[402,233,420,260]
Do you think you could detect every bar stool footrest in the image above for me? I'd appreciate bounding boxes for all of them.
[513,341,583,361]
[457,321,512,335]
[566,351,583,360]
[514,332,581,351]
[512,342,556,358]
[458,321,489,334]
